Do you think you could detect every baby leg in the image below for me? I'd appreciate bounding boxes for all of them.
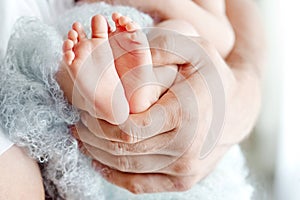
[0,146,44,199]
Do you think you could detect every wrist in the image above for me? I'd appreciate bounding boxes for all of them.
[221,66,261,145]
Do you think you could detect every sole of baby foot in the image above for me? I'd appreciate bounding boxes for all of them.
[62,14,129,124]
[110,12,161,113]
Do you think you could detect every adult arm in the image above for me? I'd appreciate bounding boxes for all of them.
[74,0,264,193]
[80,0,234,57]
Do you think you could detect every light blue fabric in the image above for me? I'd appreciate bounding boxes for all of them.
[0,2,253,199]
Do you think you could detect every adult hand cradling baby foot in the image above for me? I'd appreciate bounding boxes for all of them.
[61,0,264,194]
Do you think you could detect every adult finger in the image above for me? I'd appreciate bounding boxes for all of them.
[79,89,182,143]
[85,143,180,173]
[93,161,199,194]
[78,114,131,142]
[77,119,202,158]
[74,121,178,156]
[89,143,229,187]
[148,28,212,72]
[120,90,181,143]
[226,0,265,67]
[76,121,204,174]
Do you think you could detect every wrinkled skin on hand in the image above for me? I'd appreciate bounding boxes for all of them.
[68,0,264,194]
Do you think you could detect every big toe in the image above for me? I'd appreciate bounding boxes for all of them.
[91,15,108,39]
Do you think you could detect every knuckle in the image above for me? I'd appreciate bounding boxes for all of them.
[172,177,193,192]
[127,182,144,194]
[108,141,143,156]
[108,142,126,155]
[122,124,137,143]
[124,124,145,143]
[117,156,130,171]
[110,124,132,143]
[136,127,148,141]
[172,160,193,175]
[116,156,143,172]
[117,130,132,143]
[133,143,148,154]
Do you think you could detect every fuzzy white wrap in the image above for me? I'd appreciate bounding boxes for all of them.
[0,2,253,199]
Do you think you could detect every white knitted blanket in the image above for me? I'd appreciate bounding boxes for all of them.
[0,2,253,199]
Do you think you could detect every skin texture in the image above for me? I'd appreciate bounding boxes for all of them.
[0,0,262,197]
[61,15,130,125]
[60,0,235,117]
[84,0,235,58]
[63,13,164,115]
[0,146,44,199]
[72,0,264,194]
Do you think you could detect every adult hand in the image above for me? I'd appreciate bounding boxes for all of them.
[73,0,264,194]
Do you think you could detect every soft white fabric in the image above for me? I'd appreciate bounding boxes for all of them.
[0,1,254,199]
[0,127,13,156]
[101,145,253,200]
[0,3,153,199]
[0,0,73,157]
[0,0,47,59]
[0,0,74,59]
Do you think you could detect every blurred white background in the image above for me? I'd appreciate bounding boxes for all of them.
[242,0,300,199]
[0,0,298,199]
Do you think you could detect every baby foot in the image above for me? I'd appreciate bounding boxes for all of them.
[109,13,161,113]
[62,15,129,124]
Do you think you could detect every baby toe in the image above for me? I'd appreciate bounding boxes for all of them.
[112,12,122,24]
[68,29,78,44]
[64,50,75,65]
[72,22,87,41]
[91,15,108,39]
[63,39,74,52]
[119,16,132,27]
[126,21,140,32]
